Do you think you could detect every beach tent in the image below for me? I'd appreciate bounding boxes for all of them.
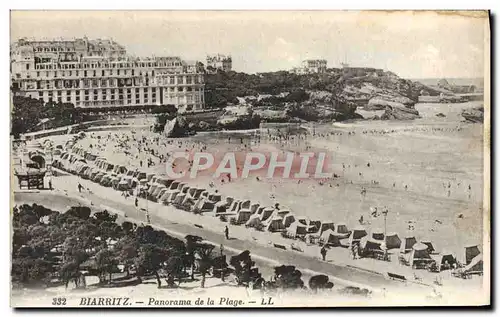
[158,177,173,188]
[166,190,181,204]
[241,200,251,210]
[181,185,190,194]
[169,181,181,191]
[335,223,349,235]
[361,237,384,253]
[245,214,262,228]
[152,185,166,197]
[435,251,457,271]
[249,203,260,214]
[277,208,291,218]
[265,215,285,232]
[371,229,385,241]
[155,188,168,200]
[173,193,187,205]
[260,207,275,222]
[463,254,483,274]
[400,236,417,254]
[225,196,235,207]
[465,245,481,265]
[149,176,159,186]
[297,217,310,226]
[111,177,120,188]
[234,210,252,224]
[148,184,159,196]
[287,222,308,238]
[421,241,436,254]
[320,221,335,236]
[308,220,322,233]
[282,214,296,228]
[321,229,342,246]
[409,243,432,268]
[214,201,228,215]
[208,193,222,203]
[256,206,266,215]
[192,197,216,213]
[349,226,368,246]
[188,187,198,198]
[117,180,129,191]
[146,173,155,182]
[385,232,402,250]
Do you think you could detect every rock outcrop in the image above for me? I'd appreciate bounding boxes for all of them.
[163,116,193,137]
[461,107,484,123]
[381,105,420,120]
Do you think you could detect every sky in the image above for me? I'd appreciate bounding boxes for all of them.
[10,10,488,79]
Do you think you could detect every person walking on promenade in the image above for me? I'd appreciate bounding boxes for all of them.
[48,178,53,191]
[320,246,327,261]
[135,197,139,207]
[77,183,83,193]
[224,226,229,240]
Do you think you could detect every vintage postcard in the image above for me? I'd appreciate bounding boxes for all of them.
[9,10,490,308]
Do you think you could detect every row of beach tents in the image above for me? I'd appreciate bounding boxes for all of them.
[52,143,483,276]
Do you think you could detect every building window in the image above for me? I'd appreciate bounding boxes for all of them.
[66,96,71,102]
[85,96,89,101]
[36,71,40,77]
[76,96,80,102]
[84,70,87,77]
[117,70,120,76]
[102,70,105,76]
[136,99,140,104]
[94,95,98,101]
[76,70,79,76]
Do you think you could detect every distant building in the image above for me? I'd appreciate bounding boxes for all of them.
[206,54,232,73]
[291,59,327,74]
[10,37,205,112]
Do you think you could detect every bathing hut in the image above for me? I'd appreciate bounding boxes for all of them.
[282,213,296,228]
[348,226,368,246]
[319,221,335,236]
[385,232,402,250]
[400,236,417,254]
[371,229,385,241]
[409,243,432,269]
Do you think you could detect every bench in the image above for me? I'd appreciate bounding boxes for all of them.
[387,272,407,281]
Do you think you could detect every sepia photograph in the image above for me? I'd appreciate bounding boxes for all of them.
[8,10,490,308]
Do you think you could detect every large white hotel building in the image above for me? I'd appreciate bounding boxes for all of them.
[10,37,206,112]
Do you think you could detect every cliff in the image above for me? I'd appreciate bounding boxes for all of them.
[204,69,437,122]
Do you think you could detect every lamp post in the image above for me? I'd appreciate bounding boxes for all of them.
[382,207,389,261]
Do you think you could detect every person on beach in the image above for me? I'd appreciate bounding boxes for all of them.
[320,246,327,261]
[77,183,83,193]
[48,179,53,191]
[224,226,229,240]
[135,197,139,207]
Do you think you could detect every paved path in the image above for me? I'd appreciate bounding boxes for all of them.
[14,188,430,295]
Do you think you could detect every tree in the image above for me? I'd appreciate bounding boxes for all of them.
[196,244,215,288]
[95,248,117,283]
[163,254,184,287]
[229,250,261,286]
[134,244,168,288]
[66,206,91,220]
[114,236,139,277]
[185,235,203,280]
